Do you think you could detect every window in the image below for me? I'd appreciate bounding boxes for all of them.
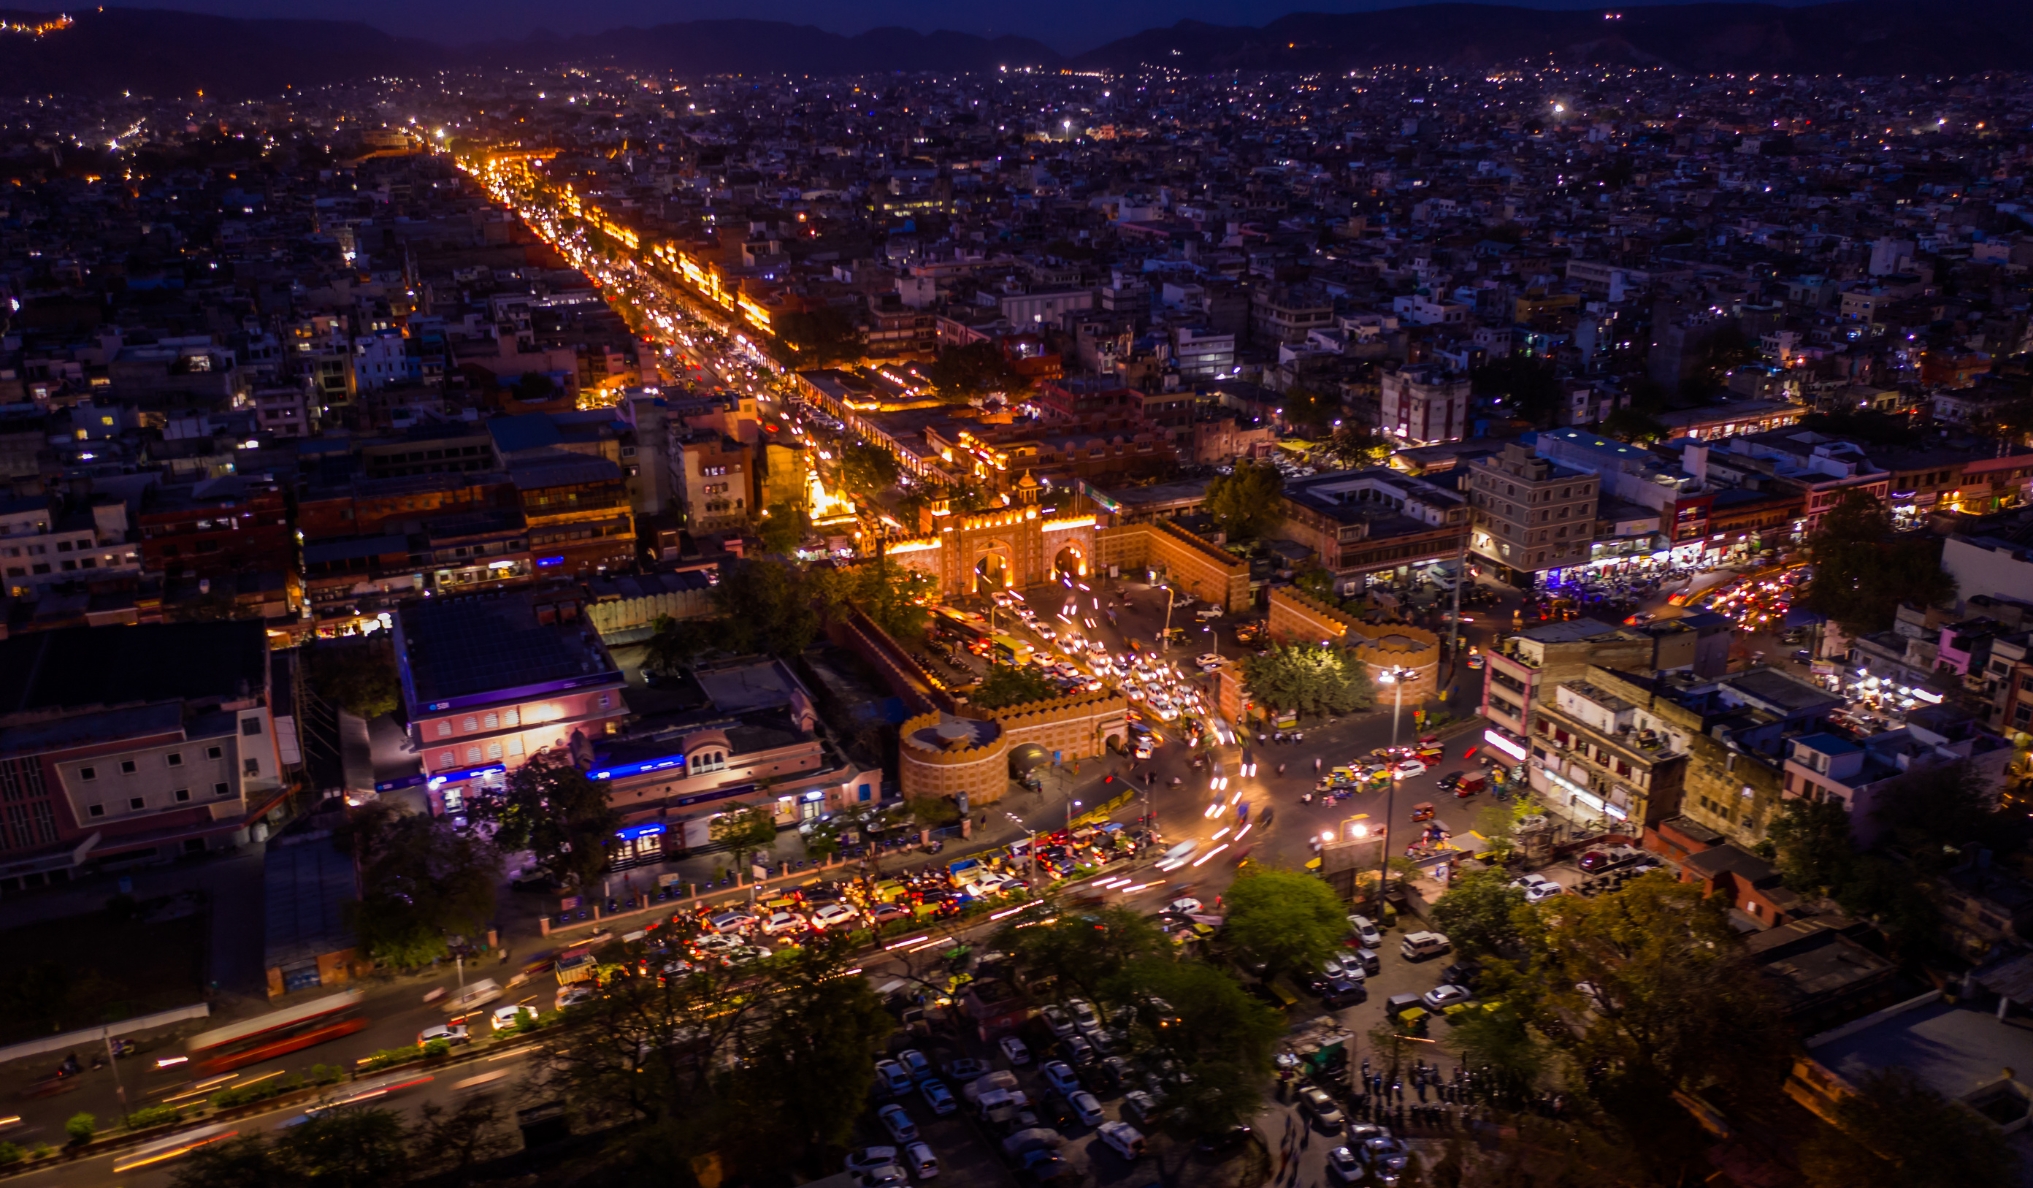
[174,788,191,802]
[214,782,230,797]
[597,693,613,710]
[465,747,481,763]
[485,742,504,761]
[80,766,97,781]
[88,804,104,818]
[483,712,499,729]
[438,750,455,765]
[120,760,137,775]
[462,716,478,732]
[244,759,260,777]
[207,746,223,760]
[436,721,452,738]
[507,738,524,757]
[129,796,145,810]
[503,708,520,727]
[241,717,262,736]
[167,752,183,767]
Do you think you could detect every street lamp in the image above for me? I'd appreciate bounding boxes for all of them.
[1065,799,1083,830]
[1006,812,1036,875]
[1159,583,1177,653]
[1373,665,1417,915]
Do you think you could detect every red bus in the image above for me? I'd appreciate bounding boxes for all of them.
[186,990,367,1073]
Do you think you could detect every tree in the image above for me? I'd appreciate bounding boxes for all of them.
[345,803,501,968]
[172,1136,288,1188]
[63,1113,93,1145]
[1802,488,1956,637]
[411,1096,513,1186]
[710,804,779,873]
[276,1108,412,1188]
[925,341,1023,399]
[1499,874,1787,1096]
[1131,958,1284,1140]
[642,613,722,674]
[1799,1068,2017,1188]
[1321,423,1391,468]
[1203,459,1286,541]
[837,442,901,503]
[848,558,936,642]
[1444,1003,1549,1091]
[774,305,860,366]
[479,749,621,891]
[1238,643,1375,717]
[306,638,401,719]
[999,906,1171,1005]
[1868,760,2025,869]
[1293,564,1341,605]
[1221,867,1347,981]
[1428,868,1528,959]
[1470,356,1564,427]
[1600,404,1670,444]
[756,501,808,556]
[710,559,820,657]
[970,663,1060,709]
[1767,797,1857,897]
[1281,383,1341,435]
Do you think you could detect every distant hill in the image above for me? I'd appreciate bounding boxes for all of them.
[0,7,439,98]
[0,1,2028,100]
[1073,0,2033,75]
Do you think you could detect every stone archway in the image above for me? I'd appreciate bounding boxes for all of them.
[974,543,1014,595]
[1053,544,1087,579]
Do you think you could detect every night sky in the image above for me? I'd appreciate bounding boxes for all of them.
[89,0,1826,53]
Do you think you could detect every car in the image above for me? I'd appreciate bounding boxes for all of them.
[1578,845,1644,873]
[1348,914,1383,948]
[1435,770,1464,792]
[811,903,859,930]
[1791,647,1813,663]
[877,1103,918,1143]
[489,1003,536,1032]
[1068,1089,1106,1127]
[1422,984,1473,1012]
[1465,652,1485,670]
[875,1059,912,1096]
[1400,930,1451,961]
[1167,897,1204,917]
[1347,946,1382,976]
[920,1079,958,1116]
[554,985,595,1011]
[903,1141,938,1180]
[858,1165,907,1188]
[1440,960,1482,990]
[761,910,805,936]
[1390,758,1428,779]
[1095,1055,1133,1093]
[1122,1090,1163,1127]
[1060,1034,1096,1066]
[999,1035,1031,1065]
[846,1146,900,1175]
[897,1049,933,1081]
[1299,1085,1345,1131]
[1097,1120,1147,1160]
[1041,1005,1076,1039]
[417,1023,470,1048]
[1509,873,1562,903]
[1365,1135,1411,1172]
[1315,976,1366,1008]
[1194,653,1223,670]
[869,903,911,925]
[1042,1060,1082,1097]
[1327,1145,1364,1184]
[1067,998,1099,1030]
[944,1057,988,1082]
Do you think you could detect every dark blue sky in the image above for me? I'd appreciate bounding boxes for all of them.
[97,0,1824,53]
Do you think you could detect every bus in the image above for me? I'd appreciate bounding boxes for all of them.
[186,989,367,1074]
[933,606,991,641]
[990,634,1034,666]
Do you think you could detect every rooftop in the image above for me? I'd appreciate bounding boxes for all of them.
[397,590,618,711]
[0,622,270,718]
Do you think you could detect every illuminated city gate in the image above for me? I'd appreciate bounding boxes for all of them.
[882,477,1097,601]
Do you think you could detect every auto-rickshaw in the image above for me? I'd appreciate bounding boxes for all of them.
[1411,802,1436,822]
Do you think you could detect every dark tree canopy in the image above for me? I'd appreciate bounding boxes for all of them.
[1801,488,1955,638]
[1203,459,1286,541]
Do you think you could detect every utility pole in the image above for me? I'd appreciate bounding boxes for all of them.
[1159,584,1177,654]
[1375,666,1412,915]
[104,1032,129,1126]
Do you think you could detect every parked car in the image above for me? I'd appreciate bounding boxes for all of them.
[1068,1090,1105,1127]
[1042,1060,1082,1097]
[1347,914,1383,948]
[902,1141,938,1180]
[1509,873,1562,903]
[875,1059,912,1096]
[1422,984,1472,1012]
[877,1104,918,1144]
[1440,961,1482,990]
[1041,1005,1076,1039]
[1400,931,1451,961]
[999,1035,1031,1065]
[920,1079,958,1116]
[1299,1085,1345,1131]
[1122,1090,1163,1127]
[897,1049,933,1081]
[846,1147,900,1175]
[944,1057,988,1082]
[1327,1145,1364,1184]
[1097,1120,1146,1160]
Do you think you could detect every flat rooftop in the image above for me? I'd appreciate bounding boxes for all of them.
[398,590,617,709]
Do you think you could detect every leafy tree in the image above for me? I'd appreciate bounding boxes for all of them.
[63,1113,93,1145]
[756,501,808,555]
[1428,868,1528,958]
[837,442,901,503]
[710,559,821,657]
[1497,874,1787,1095]
[1322,423,1391,468]
[171,1136,288,1188]
[1280,383,1341,435]
[1221,867,1347,981]
[907,795,961,829]
[1767,797,1857,896]
[345,803,501,968]
[1802,488,1956,637]
[411,1096,513,1186]
[1799,1068,2017,1188]
[511,371,558,404]
[710,805,779,872]
[774,305,861,366]
[925,340,1023,398]
[998,906,1171,1004]
[1293,564,1341,604]
[849,558,936,642]
[306,637,401,719]
[1203,459,1286,541]
[1131,958,1284,1140]
[970,663,1060,709]
[718,940,895,1177]
[1238,643,1375,716]
[276,1108,412,1188]
[642,613,721,674]
[1444,1003,1549,1090]
[478,749,621,891]
[1868,760,2024,869]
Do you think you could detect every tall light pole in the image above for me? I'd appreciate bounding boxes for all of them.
[1374,666,1415,915]
[1159,584,1177,654]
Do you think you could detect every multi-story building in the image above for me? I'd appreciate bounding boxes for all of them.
[1527,667,1692,834]
[508,451,635,575]
[395,588,630,818]
[1378,363,1470,446]
[0,621,289,887]
[670,431,754,533]
[1249,287,1333,346]
[1654,667,1843,847]
[1480,620,1657,764]
[1782,710,2012,848]
[138,475,295,583]
[1276,469,1467,596]
[0,496,141,600]
[1466,442,1599,585]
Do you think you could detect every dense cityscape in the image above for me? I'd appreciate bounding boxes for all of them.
[2,18,2033,1188]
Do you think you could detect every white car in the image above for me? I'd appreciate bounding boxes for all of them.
[489,1003,536,1032]
[1509,873,1562,903]
[1041,1005,1076,1039]
[1167,897,1204,917]
[1195,653,1223,670]
[903,1141,938,1180]
[553,985,594,1011]
[811,903,859,929]
[1422,984,1472,1012]
[1348,914,1383,948]
[877,1103,918,1143]
[999,1035,1031,1065]
[761,910,806,936]
[417,1023,469,1047]
[1389,758,1428,778]
[1069,1090,1105,1127]
[1041,1060,1082,1097]
[1097,1120,1146,1160]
